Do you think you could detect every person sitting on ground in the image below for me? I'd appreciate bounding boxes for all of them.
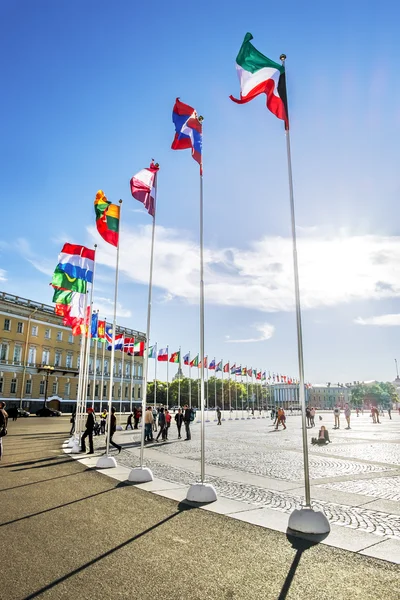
[311,425,331,445]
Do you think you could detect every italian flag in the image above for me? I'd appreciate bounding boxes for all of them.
[230,33,289,129]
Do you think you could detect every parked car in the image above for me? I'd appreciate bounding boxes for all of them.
[36,407,62,417]
[6,407,30,418]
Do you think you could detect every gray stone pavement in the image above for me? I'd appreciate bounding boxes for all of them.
[91,410,400,559]
[2,418,400,600]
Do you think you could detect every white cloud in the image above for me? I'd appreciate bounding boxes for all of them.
[94,296,132,319]
[15,238,54,277]
[0,269,7,282]
[355,314,400,326]
[225,323,275,343]
[87,224,400,314]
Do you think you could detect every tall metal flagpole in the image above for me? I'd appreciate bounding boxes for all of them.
[228,366,233,420]
[153,347,157,411]
[178,346,181,408]
[129,168,159,482]
[69,291,88,450]
[235,373,239,420]
[205,360,210,423]
[214,359,217,422]
[129,350,134,414]
[119,335,125,415]
[99,323,106,413]
[188,352,191,408]
[187,130,217,502]
[97,201,122,469]
[280,55,330,534]
[166,346,169,410]
[91,311,99,408]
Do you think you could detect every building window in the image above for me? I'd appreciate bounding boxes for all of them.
[137,364,143,377]
[54,352,62,367]
[39,380,45,395]
[87,383,91,396]
[103,384,107,397]
[32,325,38,336]
[44,329,51,339]
[137,386,141,399]
[96,359,100,374]
[77,356,80,369]
[28,347,36,365]
[104,360,109,374]
[95,384,99,397]
[64,382,70,397]
[25,379,32,394]
[89,359,93,373]
[98,340,102,349]
[66,354,72,368]
[125,364,130,377]
[0,343,8,362]
[68,333,73,343]
[4,318,11,331]
[0,377,3,393]
[125,385,128,398]
[56,331,63,341]
[76,384,79,396]
[10,378,17,394]
[13,345,22,364]
[42,350,50,364]
[17,321,24,334]
[52,382,58,395]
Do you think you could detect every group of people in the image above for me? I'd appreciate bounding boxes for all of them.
[79,406,122,455]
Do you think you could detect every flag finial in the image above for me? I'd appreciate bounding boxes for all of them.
[280,53,287,62]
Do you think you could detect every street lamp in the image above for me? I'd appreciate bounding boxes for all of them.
[42,365,55,408]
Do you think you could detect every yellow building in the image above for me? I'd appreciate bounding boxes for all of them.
[0,291,145,413]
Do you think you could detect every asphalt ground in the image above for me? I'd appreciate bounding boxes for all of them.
[0,417,399,600]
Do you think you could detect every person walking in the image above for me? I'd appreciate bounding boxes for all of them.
[126,413,134,430]
[165,410,171,440]
[333,405,341,429]
[109,407,122,453]
[175,408,184,439]
[216,406,222,425]
[0,401,8,462]
[156,407,166,442]
[100,409,107,434]
[152,407,158,432]
[144,406,154,442]
[275,407,286,430]
[81,407,95,454]
[133,407,140,429]
[70,409,76,435]
[305,405,311,427]
[388,407,392,420]
[310,406,316,427]
[344,403,351,429]
[183,404,192,440]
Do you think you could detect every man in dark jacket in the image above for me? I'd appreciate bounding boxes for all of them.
[0,401,8,461]
[183,404,192,440]
[81,407,95,454]
[175,408,184,439]
[155,407,166,441]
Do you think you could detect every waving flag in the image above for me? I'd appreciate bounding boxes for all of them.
[224,363,230,373]
[56,243,95,283]
[190,354,199,368]
[130,161,159,217]
[94,190,120,247]
[123,337,135,355]
[230,32,289,129]
[169,350,180,364]
[98,320,106,342]
[158,347,168,362]
[105,325,124,350]
[134,341,145,357]
[241,367,247,376]
[256,371,261,380]
[235,366,242,376]
[209,358,216,370]
[183,352,190,366]
[148,345,157,359]
[230,363,236,374]
[215,360,223,372]
[90,312,98,338]
[172,98,202,171]
[262,371,266,381]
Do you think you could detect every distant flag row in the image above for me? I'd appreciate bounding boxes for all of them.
[147,345,296,384]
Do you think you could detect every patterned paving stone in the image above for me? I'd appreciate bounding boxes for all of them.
[318,476,400,502]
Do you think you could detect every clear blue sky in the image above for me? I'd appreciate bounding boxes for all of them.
[1,0,400,383]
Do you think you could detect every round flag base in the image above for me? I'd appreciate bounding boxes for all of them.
[288,508,330,536]
[235,418,240,420]
[186,482,217,504]
[66,436,76,448]
[116,425,123,431]
[128,466,154,483]
[96,455,117,469]
[70,440,81,454]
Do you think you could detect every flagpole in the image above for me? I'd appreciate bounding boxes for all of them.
[178,346,181,408]
[213,359,217,422]
[235,373,239,420]
[166,346,169,411]
[221,361,225,421]
[246,371,250,419]
[228,366,232,420]
[187,139,217,502]
[129,350,134,414]
[280,56,329,534]
[205,361,210,423]
[97,201,122,469]
[99,324,106,413]
[91,311,99,408]
[70,291,88,451]
[154,348,157,412]
[188,352,191,409]
[119,334,125,416]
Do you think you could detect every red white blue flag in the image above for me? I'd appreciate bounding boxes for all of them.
[171,98,202,172]
[105,325,124,351]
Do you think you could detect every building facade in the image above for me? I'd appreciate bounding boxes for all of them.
[0,291,145,413]
[307,384,351,408]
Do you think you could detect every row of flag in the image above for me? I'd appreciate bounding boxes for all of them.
[149,346,297,384]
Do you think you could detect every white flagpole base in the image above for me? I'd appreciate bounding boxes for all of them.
[186,482,217,503]
[128,466,154,483]
[66,437,76,448]
[116,425,123,431]
[252,416,256,419]
[288,508,330,535]
[241,417,245,420]
[205,418,210,423]
[96,455,117,469]
[235,417,239,420]
[70,440,81,453]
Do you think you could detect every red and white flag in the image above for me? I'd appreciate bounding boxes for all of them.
[157,347,168,361]
[130,161,159,217]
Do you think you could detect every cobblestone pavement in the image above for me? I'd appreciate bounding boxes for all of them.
[97,413,400,540]
[318,476,400,502]
[113,449,400,540]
